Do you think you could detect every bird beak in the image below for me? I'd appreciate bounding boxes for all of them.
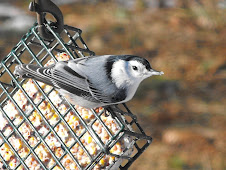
[147,69,164,76]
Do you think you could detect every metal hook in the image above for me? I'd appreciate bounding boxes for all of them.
[29,0,64,40]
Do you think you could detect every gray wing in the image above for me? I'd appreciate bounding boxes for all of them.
[62,56,126,104]
[53,59,115,104]
[66,56,124,104]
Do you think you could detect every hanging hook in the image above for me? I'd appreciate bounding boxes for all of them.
[29,0,64,40]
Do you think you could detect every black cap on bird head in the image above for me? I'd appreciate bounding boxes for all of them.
[122,55,152,71]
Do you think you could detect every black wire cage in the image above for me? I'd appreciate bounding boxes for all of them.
[0,1,152,170]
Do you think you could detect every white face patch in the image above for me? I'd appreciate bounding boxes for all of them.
[111,60,146,88]
[111,60,128,88]
[128,60,148,78]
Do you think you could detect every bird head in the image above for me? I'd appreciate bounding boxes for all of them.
[110,55,164,88]
[127,59,164,80]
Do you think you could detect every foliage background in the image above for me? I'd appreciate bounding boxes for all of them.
[0,0,225,169]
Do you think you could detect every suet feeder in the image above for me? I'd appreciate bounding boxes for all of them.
[0,0,152,169]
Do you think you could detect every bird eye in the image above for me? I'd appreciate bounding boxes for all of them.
[132,66,138,71]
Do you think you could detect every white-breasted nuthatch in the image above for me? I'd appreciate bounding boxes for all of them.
[14,55,164,108]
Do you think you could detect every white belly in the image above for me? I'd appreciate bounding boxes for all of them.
[58,89,103,109]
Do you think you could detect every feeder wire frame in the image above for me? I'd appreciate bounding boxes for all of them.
[0,22,152,170]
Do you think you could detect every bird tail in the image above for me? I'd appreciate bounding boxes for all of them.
[14,64,54,86]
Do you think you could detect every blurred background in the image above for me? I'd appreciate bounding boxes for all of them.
[0,0,225,169]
